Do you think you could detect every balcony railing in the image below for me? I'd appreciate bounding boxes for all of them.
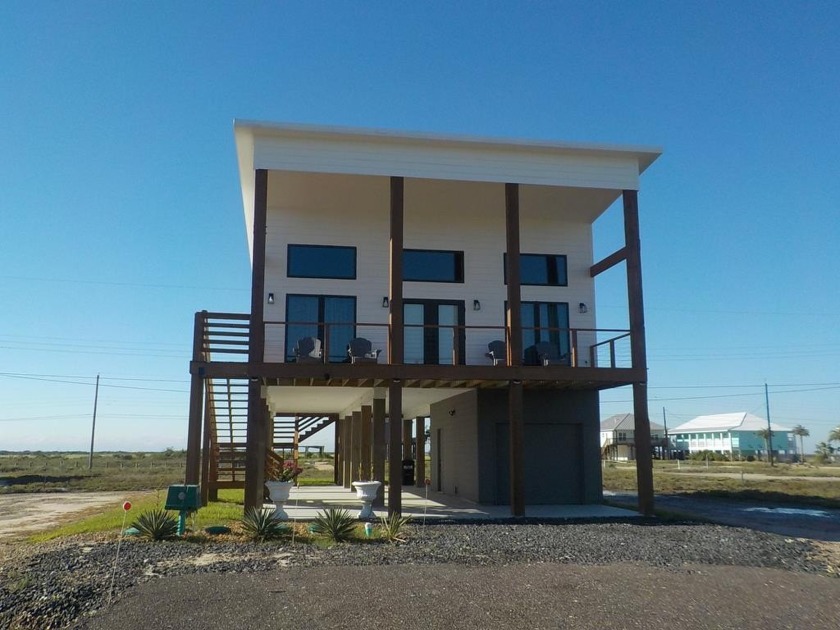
[196,312,634,369]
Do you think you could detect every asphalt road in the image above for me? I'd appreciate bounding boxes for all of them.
[606,491,840,542]
[78,563,840,630]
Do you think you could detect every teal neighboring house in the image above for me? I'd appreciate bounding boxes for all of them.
[671,412,795,460]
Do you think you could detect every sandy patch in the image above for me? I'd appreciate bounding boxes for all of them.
[0,492,140,539]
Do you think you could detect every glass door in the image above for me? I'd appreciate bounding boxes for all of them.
[403,300,465,365]
[285,294,356,362]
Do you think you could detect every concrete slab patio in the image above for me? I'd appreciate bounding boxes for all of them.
[276,485,639,521]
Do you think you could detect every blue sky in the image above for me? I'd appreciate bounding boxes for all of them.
[1,1,838,453]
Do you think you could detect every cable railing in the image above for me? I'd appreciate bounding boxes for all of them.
[194,312,634,369]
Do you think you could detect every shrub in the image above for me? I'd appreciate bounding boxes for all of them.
[379,513,411,543]
[241,507,286,542]
[131,509,178,541]
[311,508,356,542]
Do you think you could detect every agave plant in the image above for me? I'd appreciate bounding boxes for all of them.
[310,508,356,542]
[241,507,286,542]
[131,509,178,541]
[379,512,411,543]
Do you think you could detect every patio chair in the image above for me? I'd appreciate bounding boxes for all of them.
[294,336,323,363]
[485,340,507,366]
[347,337,380,364]
[534,341,570,366]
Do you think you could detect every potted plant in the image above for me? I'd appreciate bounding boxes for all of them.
[265,459,303,519]
[351,465,382,519]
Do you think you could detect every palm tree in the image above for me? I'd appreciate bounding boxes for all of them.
[815,442,835,465]
[792,425,810,463]
[829,426,840,443]
[756,428,774,465]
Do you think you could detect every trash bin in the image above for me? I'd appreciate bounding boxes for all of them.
[402,459,415,485]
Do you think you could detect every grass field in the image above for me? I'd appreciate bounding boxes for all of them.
[4,451,840,540]
[603,460,840,508]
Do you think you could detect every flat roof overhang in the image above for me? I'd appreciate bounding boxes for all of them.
[234,120,662,260]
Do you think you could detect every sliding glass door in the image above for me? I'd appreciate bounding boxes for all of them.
[285,294,355,362]
[404,300,465,365]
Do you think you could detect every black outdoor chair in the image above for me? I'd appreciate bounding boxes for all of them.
[485,340,507,366]
[347,337,381,364]
[294,336,323,363]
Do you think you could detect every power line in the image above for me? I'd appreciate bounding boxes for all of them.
[0,274,248,292]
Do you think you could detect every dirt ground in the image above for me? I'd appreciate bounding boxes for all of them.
[0,492,136,540]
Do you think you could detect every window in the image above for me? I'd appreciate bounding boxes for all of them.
[519,301,570,362]
[287,244,356,279]
[403,249,464,283]
[617,431,627,441]
[504,253,567,286]
[285,294,355,362]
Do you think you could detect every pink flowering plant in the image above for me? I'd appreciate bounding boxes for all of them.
[269,459,303,482]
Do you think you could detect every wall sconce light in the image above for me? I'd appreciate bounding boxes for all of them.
[473,300,481,311]
[448,409,456,416]
[578,302,588,314]
[382,296,390,308]
[267,293,275,305]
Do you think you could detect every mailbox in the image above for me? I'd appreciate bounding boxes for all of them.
[165,484,201,512]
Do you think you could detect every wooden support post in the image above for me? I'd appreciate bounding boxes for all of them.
[372,397,386,507]
[505,183,525,516]
[342,415,352,489]
[624,189,654,517]
[361,405,372,480]
[402,418,413,460]
[244,169,268,511]
[387,176,404,515]
[334,417,342,485]
[389,176,404,365]
[388,381,403,515]
[415,416,426,488]
[185,311,206,486]
[351,411,363,483]
[200,387,212,506]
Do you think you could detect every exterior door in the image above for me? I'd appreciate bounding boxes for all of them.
[404,299,465,364]
[285,294,356,362]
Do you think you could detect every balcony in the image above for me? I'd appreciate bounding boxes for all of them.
[191,311,645,390]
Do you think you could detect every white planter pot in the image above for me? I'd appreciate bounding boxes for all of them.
[352,480,382,519]
[265,480,294,519]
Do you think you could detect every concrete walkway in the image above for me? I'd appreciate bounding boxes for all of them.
[278,485,638,521]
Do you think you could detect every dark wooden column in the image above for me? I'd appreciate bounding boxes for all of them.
[244,169,269,510]
[372,396,386,506]
[388,382,403,515]
[388,176,405,515]
[623,189,654,517]
[200,388,212,505]
[185,311,205,486]
[334,418,342,485]
[505,183,525,516]
[342,415,352,489]
[415,416,426,488]
[402,418,413,459]
[351,411,362,483]
[361,405,372,480]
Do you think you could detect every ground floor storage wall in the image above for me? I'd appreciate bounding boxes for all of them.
[430,389,602,505]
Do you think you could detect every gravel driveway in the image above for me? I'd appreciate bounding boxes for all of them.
[2,520,839,629]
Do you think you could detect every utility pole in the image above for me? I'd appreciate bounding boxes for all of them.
[662,407,670,460]
[765,382,774,467]
[88,374,100,470]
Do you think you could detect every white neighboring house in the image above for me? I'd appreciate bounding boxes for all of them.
[600,413,667,461]
[670,412,795,460]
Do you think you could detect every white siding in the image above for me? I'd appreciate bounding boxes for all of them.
[262,172,601,365]
[253,135,642,191]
